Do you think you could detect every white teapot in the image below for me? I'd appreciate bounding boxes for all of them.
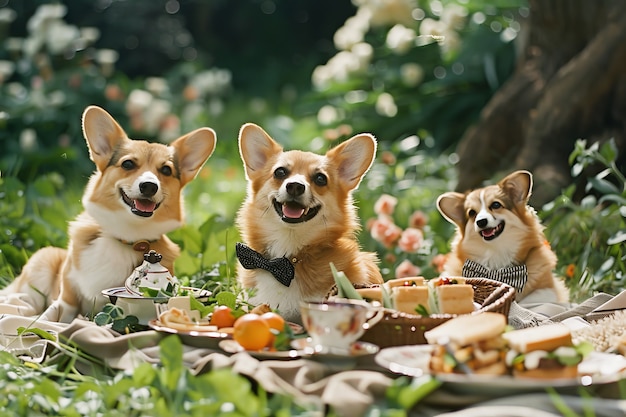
[125,250,179,296]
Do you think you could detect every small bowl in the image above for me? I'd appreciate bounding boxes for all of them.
[101,287,165,324]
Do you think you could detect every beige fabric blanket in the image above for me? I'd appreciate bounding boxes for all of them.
[0,291,624,417]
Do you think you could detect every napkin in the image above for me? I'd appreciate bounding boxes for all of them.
[587,289,626,321]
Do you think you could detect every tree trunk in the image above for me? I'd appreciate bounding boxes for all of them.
[454,0,626,205]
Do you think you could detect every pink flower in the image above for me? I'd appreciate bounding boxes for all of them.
[370,215,402,248]
[397,228,424,253]
[431,253,448,274]
[395,259,421,279]
[409,210,428,229]
[374,194,398,216]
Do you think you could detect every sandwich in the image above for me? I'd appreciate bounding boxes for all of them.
[391,285,429,314]
[503,323,591,379]
[386,276,425,288]
[355,287,383,303]
[424,312,508,375]
[431,276,475,315]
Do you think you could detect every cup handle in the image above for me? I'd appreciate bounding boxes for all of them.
[364,306,384,329]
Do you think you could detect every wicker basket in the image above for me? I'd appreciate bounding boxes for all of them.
[328,277,515,348]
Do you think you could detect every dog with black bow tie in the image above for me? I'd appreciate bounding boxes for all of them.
[436,170,569,303]
[235,123,383,322]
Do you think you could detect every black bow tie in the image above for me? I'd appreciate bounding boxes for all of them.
[235,243,295,287]
[462,259,527,295]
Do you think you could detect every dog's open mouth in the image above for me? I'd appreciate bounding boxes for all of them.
[479,221,505,241]
[120,189,160,218]
[273,199,320,224]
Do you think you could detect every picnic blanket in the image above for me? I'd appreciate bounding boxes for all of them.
[0,291,625,416]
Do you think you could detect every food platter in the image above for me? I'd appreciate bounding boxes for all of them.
[376,345,626,395]
[148,319,232,349]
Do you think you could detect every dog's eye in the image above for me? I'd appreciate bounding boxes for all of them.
[468,209,477,218]
[160,166,172,176]
[121,160,135,170]
[490,202,502,210]
[274,167,288,179]
[313,173,327,186]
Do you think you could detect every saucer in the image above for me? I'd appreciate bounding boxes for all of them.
[219,339,306,360]
[290,338,380,358]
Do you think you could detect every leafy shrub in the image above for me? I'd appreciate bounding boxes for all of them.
[543,139,626,301]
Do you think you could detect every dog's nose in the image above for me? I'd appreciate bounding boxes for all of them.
[140,181,158,197]
[286,181,305,197]
[476,218,488,228]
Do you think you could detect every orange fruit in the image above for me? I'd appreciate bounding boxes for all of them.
[233,313,272,351]
[210,305,236,328]
[261,312,286,332]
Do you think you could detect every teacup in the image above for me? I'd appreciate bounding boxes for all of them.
[300,299,383,352]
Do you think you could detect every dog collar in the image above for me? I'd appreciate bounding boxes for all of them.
[117,238,159,253]
[235,243,295,287]
[461,259,528,295]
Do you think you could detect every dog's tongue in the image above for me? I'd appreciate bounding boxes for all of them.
[282,203,305,219]
[481,228,496,238]
[134,199,157,213]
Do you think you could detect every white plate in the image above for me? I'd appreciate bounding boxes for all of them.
[291,337,380,358]
[376,346,626,395]
[219,339,306,360]
[375,345,433,377]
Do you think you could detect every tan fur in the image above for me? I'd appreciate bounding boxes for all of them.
[3,106,216,322]
[437,170,569,302]
[236,123,382,322]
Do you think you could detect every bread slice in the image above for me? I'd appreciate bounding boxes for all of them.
[424,312,507,346]
[392,285,429,314]
[387,276,425,288]
[436,284,475,315]
[356,287,383,303]
[513,365,578,379]
[503,324,573,353]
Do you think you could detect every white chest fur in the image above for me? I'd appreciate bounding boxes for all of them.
[69,237,144,314]
[248,271,323,323]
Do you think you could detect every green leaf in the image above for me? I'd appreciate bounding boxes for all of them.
[16,327,56,341]
[588,177,620,195]
[215,291,237,308]
[390,375,442,409]
[330,263,363,300]
[159,335,184,392]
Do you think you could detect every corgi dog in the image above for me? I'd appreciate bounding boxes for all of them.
[2,106,216,322]
[436,170,568,303]
[235,123,383,322]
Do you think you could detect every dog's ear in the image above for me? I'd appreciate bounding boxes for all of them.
[238,123,283,179]
[327,133,377,190]
[499,170,532,204]
[437,192,467,228]
[82,105,128,171]
[170,127,217,186]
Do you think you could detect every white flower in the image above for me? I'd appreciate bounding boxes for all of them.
[441,4,468,30]
[400,63,424,87]
[375,92,398,117]
[0,60,15,82]
[20,129,38,151]
[80,27,100,44]
[0,8,17,24]
[96,49,119,65]
[317,105,340,126]
[386,24,416,54]
[126,89,154,114]
[45,21,80,55]
[419,18,446,37]
[365,0,418,28]
[191,68,232,96]
[351,42,373,67]
[145,77,169,96]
